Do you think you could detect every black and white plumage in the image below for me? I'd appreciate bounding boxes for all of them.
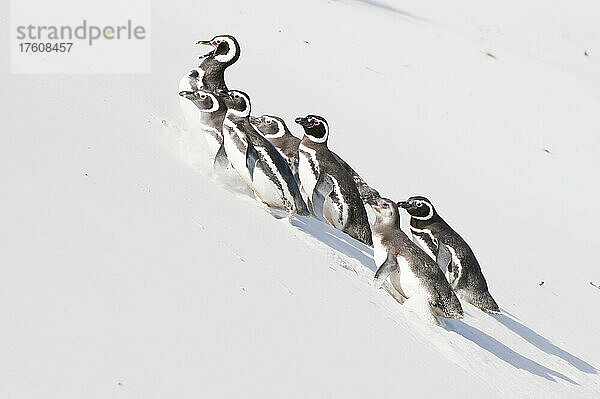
[221,91,309,216]
[398,196,499,313]
[371,197,464,319]
[252,115,380,204]
[178,35,240,94]
[178,35,240,164]
[295,115,373,246]
[250,115,302,183]
[178,88,228,168]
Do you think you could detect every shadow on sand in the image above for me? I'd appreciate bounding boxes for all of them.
[445,319,576,384]
[342,0,429,23]
[291,213,595,382]
[492,313,597,374]
[291,215,376,272]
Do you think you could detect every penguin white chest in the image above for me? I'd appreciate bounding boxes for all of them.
[396,256,424,299]
[298,145,319,198]
[322,176,348,229]
[251,147,293,210]
[199,124,223,159]
[445,245,463,288]
[223,120,252,186]
[372,234,388,267]
[411,231,436,261]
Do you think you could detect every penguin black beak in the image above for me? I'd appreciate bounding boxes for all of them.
[179,90,195,98]
[397,201,409,209]
[196,40,211,45]
[295,117,309,127]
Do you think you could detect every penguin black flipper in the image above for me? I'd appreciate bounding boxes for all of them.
[436,241,453,274]
[246,141,260,181]
[312,172,334,221]
[214,143,229,170]
[374,251,399,289]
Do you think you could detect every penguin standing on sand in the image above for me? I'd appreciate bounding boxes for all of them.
[295,115,373,246]
[250,115,302,182]
[252,114,380,204]
[178,35,240,165]
[221,90,309,216]
[178,88,228,168]
[371,197,464,320]
[398,196,499,313]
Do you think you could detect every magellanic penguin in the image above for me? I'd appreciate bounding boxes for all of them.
[178,88,228,168]
[178,34,240,94]
[295,115,373,246]
[221,90,309,216]
[371,197,464,319]
[398,196,499,313]
[178,35,240,165]
[251,114,380,204]
[250,115,302,182]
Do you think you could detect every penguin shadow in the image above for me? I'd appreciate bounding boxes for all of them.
[444,319,577,384]
[348,0,428,23]
[291,216,376,272]
[491,313,597,375]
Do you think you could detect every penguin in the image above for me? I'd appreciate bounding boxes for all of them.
[295,115,373,246]
[221,90,309,216]
[251,114,380,204]
[398,196,500,313]
[178,35,240,165]
[370,197,464,320]
[178,34,240,94]
[249,115,302,182]
[178,88,228,168]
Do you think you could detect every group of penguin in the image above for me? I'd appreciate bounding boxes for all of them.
[178,34,500,322]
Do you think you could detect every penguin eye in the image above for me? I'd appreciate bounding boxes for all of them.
[216,39,221,44]
[382,203,389,209]
[266,119,272,124]
[416,202,423,207]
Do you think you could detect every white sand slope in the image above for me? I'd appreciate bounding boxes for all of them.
[1,0,599,397]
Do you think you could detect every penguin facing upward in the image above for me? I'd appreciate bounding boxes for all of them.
[398,196,500,313]
[371,197,464,320]
[178,35,240,94]
[178,88,228,168]
[221,90,309,216]
[178,35,240,166]
[252,114,380,204]
[295,115,372,246]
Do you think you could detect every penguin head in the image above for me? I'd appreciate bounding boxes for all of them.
[370,197,400,227]
[398,196,436,220]
[294,115,329,143]
[251,115,288,139]
[223,90,251,117]
[196,35,240,66]
[178,88,223,112]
